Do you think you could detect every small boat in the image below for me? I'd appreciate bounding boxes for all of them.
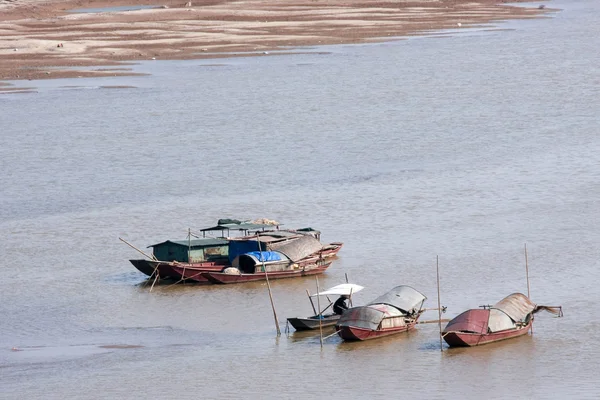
[336,285,427,341]
[287,283,364,331]
[442,293,563,347]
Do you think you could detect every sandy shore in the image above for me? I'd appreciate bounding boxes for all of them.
[0,0,553,83]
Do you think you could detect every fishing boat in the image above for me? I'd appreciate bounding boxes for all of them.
[287,283,364,331]
[336,285,427,341]
[126,219,342,283]
[442,293,563,347]
[128,219,276,279]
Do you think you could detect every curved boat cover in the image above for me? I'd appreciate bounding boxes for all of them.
[268,235,323,262]
[443,309,490,334]
[367,285,427,314]
[443,293,537,334]
[488,309,516,332]
[231,251,288,267]
[312,283,364,297]
[493,293,536,322]
[337,304,404,330]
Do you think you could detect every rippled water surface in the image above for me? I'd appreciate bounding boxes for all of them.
[1,1,599,398]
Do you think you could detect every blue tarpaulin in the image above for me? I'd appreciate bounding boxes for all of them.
[244,251,282,262]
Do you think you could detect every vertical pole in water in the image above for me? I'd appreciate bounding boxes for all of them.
[258,234,280,336]
[345,273,349,283]
[524,243,531,299]
[316,276,323,348]
[524,243,533,335]
[306,289,317,315]
[188,228,191,263]
[436,255,443,352]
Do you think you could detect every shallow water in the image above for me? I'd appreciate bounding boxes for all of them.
[69,5,160,13]
[1,0,599,398]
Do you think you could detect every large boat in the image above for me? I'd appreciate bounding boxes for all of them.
[287,283,364,331]
[129,219,276,280]
[128,220,342,283]
[442,293,563,347]
[336,285,427,341]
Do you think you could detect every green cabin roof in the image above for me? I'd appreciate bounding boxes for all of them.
[200,222,274,232]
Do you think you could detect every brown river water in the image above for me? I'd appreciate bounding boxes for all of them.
[1,1,599,398]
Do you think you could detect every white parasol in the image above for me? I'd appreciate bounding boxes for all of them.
[311,283,364,297]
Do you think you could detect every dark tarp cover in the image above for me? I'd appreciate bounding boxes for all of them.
[367,285,427,314]
[493,293,536,322]
[337,304,404,330]
[267,235,323,262]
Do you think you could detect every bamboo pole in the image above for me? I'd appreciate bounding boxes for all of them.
[316,276,323,348]
[149,271,160,292]
[437,255,443,352]
[418,318,450,324]
[525,243,531,298]
[188,228,191,263]
[525,243,533,335]
[306,289,317,315]
[119,237,157,261]
[258,235,280,336]
[323,329,341,340]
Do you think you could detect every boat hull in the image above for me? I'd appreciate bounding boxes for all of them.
[443,320,532,347]
[130,259,227,281]
[320,242,343,258]
[202,262,332,284]
[287,314,340,331]
[336,320,417,341]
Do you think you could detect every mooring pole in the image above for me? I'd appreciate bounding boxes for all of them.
[316,276,323,348]
[525,243,531,299]
[437,255,443,352]
[525,243,533,335]
[258,234,280,336]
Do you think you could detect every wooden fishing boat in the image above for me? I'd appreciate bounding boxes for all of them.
[127,219,342,283]
[336,285,427,341]
[442,293,563,347]
[287,283,364,331]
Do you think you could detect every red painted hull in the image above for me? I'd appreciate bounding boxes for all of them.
[130,259,226,280]
[166,264,222,284]
[443,320,532,347]
[337,319,419,341]
[202,262,332,284]
[320,243,343,258]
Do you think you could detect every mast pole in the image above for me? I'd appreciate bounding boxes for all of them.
[437,255,443,352]
[525,243,531,298]
[316,275,323,348]
[525,243,533,335]
[306,289,317,315]
[188,228,191,263]
[258,234,280,336]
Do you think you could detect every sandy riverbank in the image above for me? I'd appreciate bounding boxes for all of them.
[0,0,553,82]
